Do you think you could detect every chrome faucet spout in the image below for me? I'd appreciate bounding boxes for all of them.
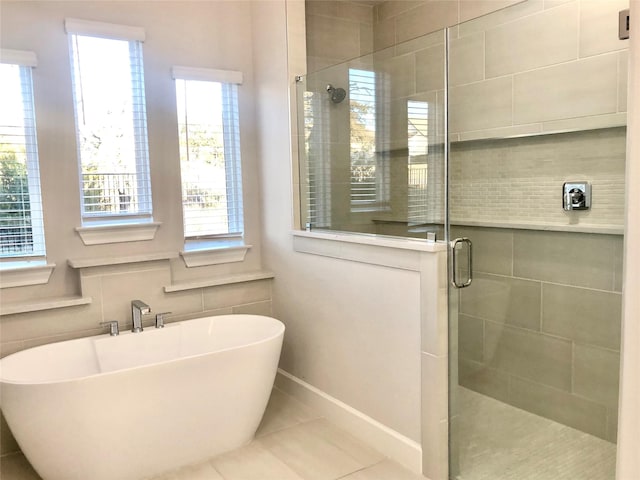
[131,300,151,333]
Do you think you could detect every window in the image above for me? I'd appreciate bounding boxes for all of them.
[66,19,151,223]
[173,67,244,242]
[0,50,45,258]
[407,100,429,226]
[349,68,388,211]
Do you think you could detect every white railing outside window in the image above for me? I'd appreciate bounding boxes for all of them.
[172,67,244,241]
[0,50,45,258]
[66,19,152,223]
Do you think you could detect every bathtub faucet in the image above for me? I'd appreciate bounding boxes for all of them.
[131,300,151,333]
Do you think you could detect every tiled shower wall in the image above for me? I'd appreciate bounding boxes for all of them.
[450,127,627,229]
[453,225,622,442]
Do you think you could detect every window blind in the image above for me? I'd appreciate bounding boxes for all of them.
[349,68,381,209]
[0,53,46,258]
[174,72,244,238]
[407,100,430,226]
[68,29,152,221]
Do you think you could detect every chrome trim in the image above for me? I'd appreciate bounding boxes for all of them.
[100,320,119,336]
[450,237,472,288]
[155,311,171,329]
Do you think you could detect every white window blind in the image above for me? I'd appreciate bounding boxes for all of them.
[407,100,429,225]
[0,52,46,258]
[67,21,152,222]
[173,68,244,239]
[349,68,386,210]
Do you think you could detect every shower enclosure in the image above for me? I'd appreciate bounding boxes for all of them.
[298,1,627,478]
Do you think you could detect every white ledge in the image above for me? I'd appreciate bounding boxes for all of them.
[0,262,55,289]
[75,222,161,245]
[68,251,178,269]
[180,244,251,267]
[451,220,624,235]
[0,296,92,316]
[293,230,446,252]
[164,270,274,293]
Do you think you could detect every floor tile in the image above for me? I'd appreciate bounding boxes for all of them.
[256,387,321,437]
[210,442,303,480]
[0,454,40,480]
[339,459,425,480]
[257,419,380,480]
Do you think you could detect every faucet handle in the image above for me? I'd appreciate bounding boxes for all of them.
[155,312,172,329]
[100,321,120,336]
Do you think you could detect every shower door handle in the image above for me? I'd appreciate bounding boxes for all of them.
[451,237,473,288]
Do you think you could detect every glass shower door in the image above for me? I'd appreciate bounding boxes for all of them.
[447,1,627,479]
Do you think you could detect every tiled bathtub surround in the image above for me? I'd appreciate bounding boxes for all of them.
[452,225,623,442]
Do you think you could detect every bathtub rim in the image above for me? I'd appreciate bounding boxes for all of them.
[0,313,285,386]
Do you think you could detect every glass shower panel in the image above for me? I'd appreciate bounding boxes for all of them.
[297,30,447,240]
[447,1,627,479]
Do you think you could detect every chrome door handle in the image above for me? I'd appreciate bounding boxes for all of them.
[451,237,473,288]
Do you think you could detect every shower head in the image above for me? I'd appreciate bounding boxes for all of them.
[326,84,346,104]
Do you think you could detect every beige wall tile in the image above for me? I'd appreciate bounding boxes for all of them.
[377,54,416,99]
[373,16,396,51]
[458,358,510,403]
[451,226,513,275]
[579,0,629,58]
[458,0,544,37]
[460,274,541,331]
[459,0,527,23]
[203,280,271,311]
[449,32,484,86]
[449,76,513,133]
[458,314,484,362]
[485,2,578,78]
[306,14,362,61]
[508,376,608,439]
[395,1,458,44]
[513,230,618,290]
[338,2,374,24]
[619,50,629,113]
[606,406,618,443]
[485,322,573,390]
[376,1,424,23]
[513,54,619,124]
[100,268,203,326]
[415,45,446,93]
[613,234,624,292]
[232,300,273,316]
[305,0,338,17]
[542,283,622,350]
[574,343,620,408]
[0,453,40,480]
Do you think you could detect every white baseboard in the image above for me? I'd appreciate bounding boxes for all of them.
[275,369,423,474]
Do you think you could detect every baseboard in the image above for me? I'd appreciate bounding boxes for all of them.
[275,369,423,474]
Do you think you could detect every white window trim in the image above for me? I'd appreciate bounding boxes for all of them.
[64,18,145,41]
[173,66,246,261]
[171,66,242,85]
[0,49,37,67]
[0,261,55,289]
[1,50,47,260]
[67,20,154,237]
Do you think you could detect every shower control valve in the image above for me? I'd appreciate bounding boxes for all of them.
[563,182,591,211]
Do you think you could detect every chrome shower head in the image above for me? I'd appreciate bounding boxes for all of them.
[326,84,346,104]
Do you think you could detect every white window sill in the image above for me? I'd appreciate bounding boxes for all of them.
[0,261,55,289]
[180,240,251,267]
[75,221,161,245]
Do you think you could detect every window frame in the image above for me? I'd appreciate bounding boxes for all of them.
[172,66,245,248]
[0,49,46,260]
[65,18,153,226]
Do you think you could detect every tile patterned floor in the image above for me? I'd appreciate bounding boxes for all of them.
[454,387,617,480]
[0,388,424,480]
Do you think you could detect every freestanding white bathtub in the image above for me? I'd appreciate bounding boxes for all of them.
[0,314,284,480]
